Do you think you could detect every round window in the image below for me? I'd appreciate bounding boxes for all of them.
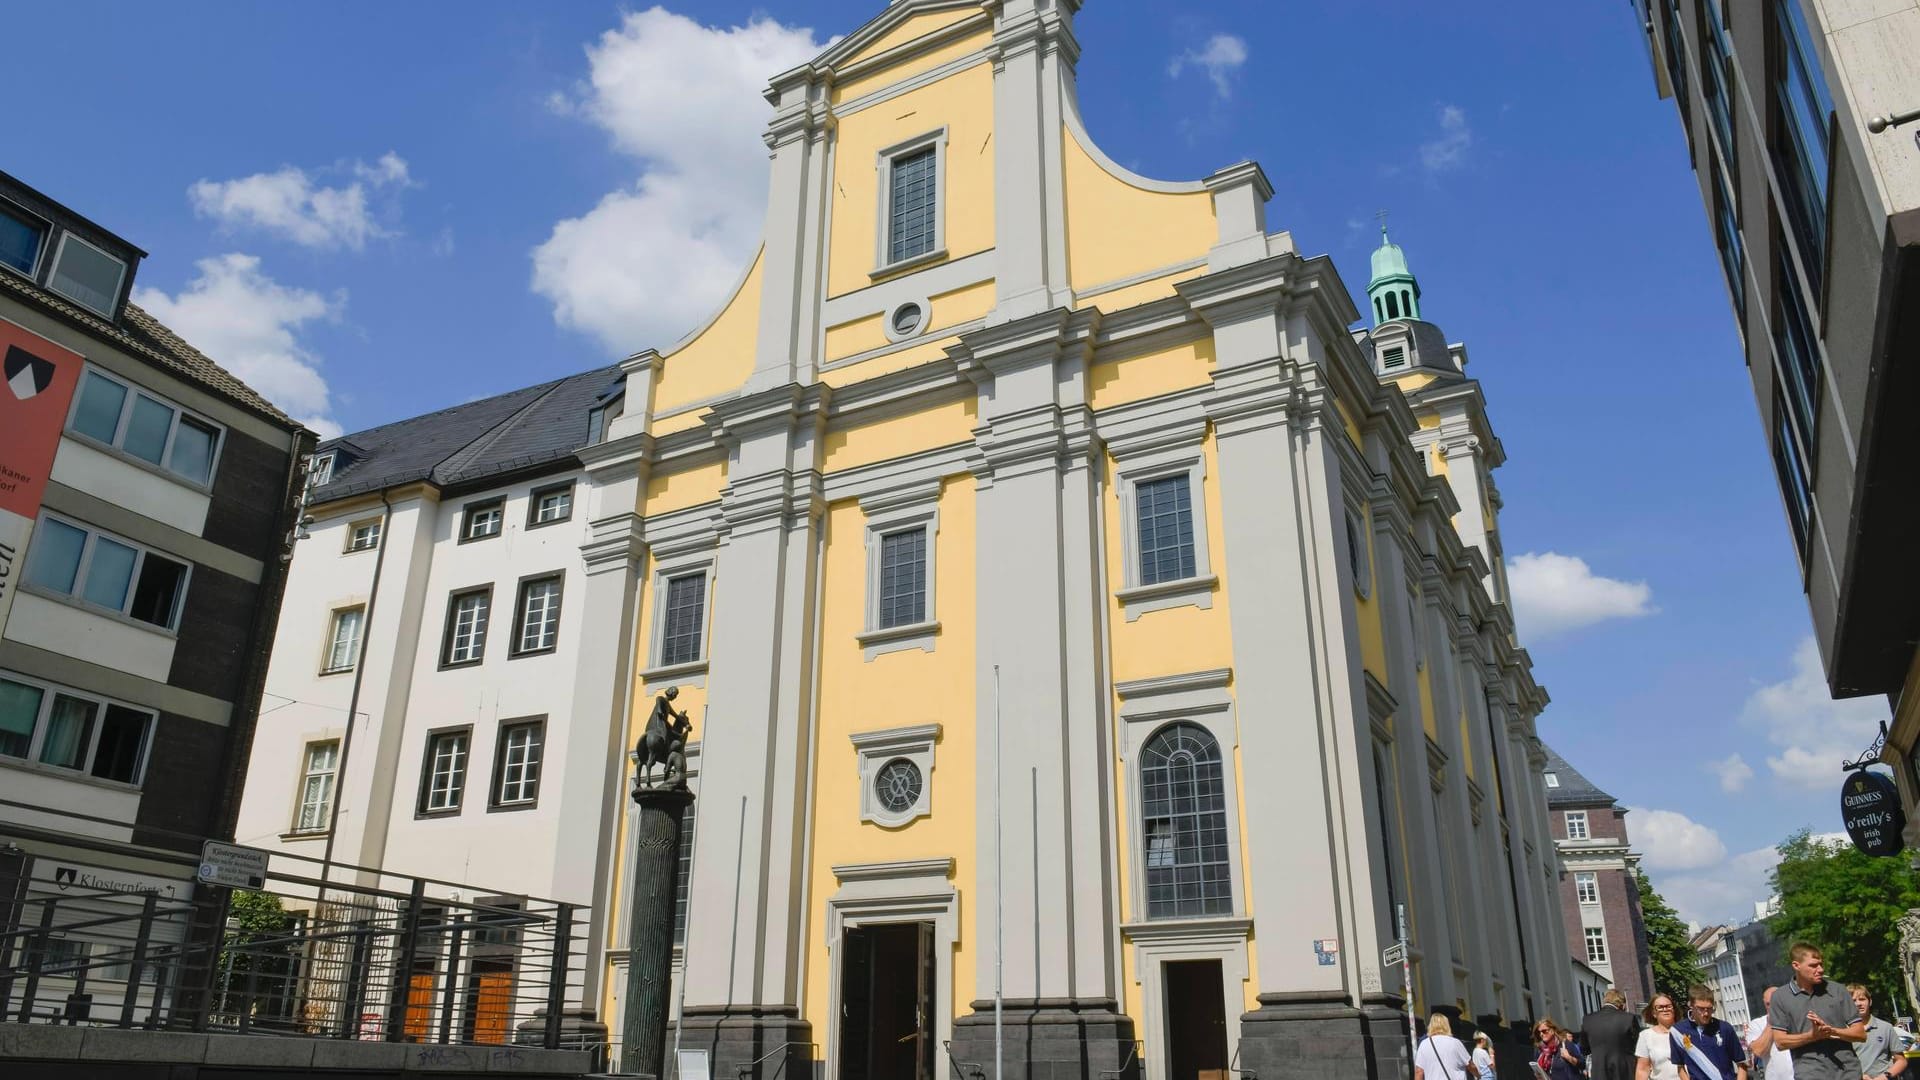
[890,302,925,338]
[874,758,923,814]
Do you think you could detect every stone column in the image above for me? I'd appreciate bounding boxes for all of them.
[626,787,696,1078]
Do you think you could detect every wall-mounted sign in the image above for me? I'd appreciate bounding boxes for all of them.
[1841,769,1906,858]
[197,840,269,890]
[0,317,85,636]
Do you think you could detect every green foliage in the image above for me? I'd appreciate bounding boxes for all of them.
[216,890,297,1015]
[1637,872,1705,998]
[1769,828,1920,1015]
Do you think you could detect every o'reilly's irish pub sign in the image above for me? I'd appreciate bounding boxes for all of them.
[1841,770,1905,858]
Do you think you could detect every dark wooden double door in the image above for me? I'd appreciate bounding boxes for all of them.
[840,923,935,1080]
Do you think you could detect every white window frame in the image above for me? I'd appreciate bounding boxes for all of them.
[1544,771,1559,788]
[1584,926,1609,964]
[645,553,715,682]
[491,718,544,809]
[419,727,471,815]
[1565,810,1590,840]
[510,573,564,657]
[441,586,492,667]
[344,518,381,553]
[460,498,504,543]
[871,128,949,278]
[1575,871,1599,905]
[856,484,940,660]
[526,482,575,528]
[66,366,226,488]
[23,512,193,633]
[307,452,336,489]
[322,606,364,674]
[1113,437,1215,622]
[0,669,156,787]
[293,740,339,834]
[849,723,938,828]
[47,231,127,318]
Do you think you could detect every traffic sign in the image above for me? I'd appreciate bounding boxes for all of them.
[197,840,269,890]
[1382,943,1407,966]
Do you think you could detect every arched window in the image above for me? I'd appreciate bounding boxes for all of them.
[1401,290,1412,317]
[1140,723,1232,919]
[1385,292,1400,319]
[1374,297,1384,322]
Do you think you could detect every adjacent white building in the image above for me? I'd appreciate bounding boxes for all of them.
[1692,924,1750,1027]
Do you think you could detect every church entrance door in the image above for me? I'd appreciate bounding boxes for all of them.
[839,922,935,1080]
[1163,960,1228,1080]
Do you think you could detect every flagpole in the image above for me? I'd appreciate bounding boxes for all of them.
[993,664,1004,1080]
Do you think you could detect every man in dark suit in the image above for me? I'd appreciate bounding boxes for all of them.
[1580,988,1642,1080]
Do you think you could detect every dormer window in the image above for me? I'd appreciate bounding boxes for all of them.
[47,232,127,319]
[307,452,336,489]
[0,202,48,277]
[1544,771,1559,788]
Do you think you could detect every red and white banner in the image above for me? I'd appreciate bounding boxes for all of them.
[0,317,85,634]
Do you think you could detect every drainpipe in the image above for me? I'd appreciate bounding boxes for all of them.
[319,489,394,893]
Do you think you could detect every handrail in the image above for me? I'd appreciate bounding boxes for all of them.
[1100,1040,1145,1080]
[1228,1042,1257,1080]
[736,1040,819,1080]
[944,1040,986,1080]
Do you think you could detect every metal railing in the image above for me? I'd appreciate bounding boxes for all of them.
[0,800,589,1051]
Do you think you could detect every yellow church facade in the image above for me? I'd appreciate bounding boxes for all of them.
[561,3,1576,1079]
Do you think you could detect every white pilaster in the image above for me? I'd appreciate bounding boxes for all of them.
[748,76,834,394]
[988,0,1079,324]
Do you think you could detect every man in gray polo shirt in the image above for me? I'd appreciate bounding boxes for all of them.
[1767,943,1866,1080]
[1848,983,1908,1080]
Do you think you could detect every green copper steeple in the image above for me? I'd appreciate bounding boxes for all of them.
[1367,224,1421,326]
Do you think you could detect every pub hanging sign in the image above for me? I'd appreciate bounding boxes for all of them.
[1840,769,1906,858]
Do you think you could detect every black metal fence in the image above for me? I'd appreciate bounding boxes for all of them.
[0,802,588,1052]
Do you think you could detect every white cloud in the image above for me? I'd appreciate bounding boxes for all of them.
[1655,842,1781,926]
[1709,753,1755,794]
[132,254,344,437]
[1742,638,1889,791]
[1506,551,1655,640]
[1167,34,1248,100]
[1627,806,1728,872]
[1419,105,1473,172]
[189,154,413,251]
[532,8,829,355]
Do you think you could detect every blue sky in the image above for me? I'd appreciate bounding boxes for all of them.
[6,1,1884,924]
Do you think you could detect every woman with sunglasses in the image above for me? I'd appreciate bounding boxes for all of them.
[1536,1019,1586,1080]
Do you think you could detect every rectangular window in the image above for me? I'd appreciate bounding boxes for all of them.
[443,588,492,667]
[1345,509,1370,596]
[23,515,190,631]
[659,572,707,667]
[1773,0,1834,295]
[1701,0,1737,170]
[1773,243,1821,452]
[419,729,470,813]
[1773,396,1815,553]
[492,720,544,807]
[1711,161,1745,319]
[47,232,127,318]
[1544,771,1560,788]
[877,527,927,629]
[1565,810,1590,840]
[461,499,504,542]
[346,519,381,553]
[1576,871,1599,904]
[1663,0,1691,130]
[1585,926,1610,964]
[307,453,335,489]
[527,483,574,527]
[325,607,364,674]
[887,146,938,265]
[0,202,48,276]
[295,741,339,833]
[0,673,154,784]
[1135,475,1197,586]
[674,802,696,944]
[512,575,563,656]
[67,370,223,485]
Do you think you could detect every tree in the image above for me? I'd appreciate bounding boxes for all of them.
[1637,871,1704,999]
[1769,828,1920,1015]
[216,890,298,1019]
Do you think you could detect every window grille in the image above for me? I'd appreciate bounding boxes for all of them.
[1140,723,1232,919]
[888,147,937,264]
[660,573,707,667]
[1135,476,1196,586]
[878,527,927,629]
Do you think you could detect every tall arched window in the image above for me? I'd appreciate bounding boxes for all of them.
[1385,292,1400,320]
[1140,723,1232,919]
[1400,289,1412,317]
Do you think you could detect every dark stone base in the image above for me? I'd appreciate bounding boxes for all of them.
[947,997,1139,1080]
[515,1007,611,1072]
[1501,1021,1538,1080]
[677,1005,815,1080]
[1234,993,1408,1080]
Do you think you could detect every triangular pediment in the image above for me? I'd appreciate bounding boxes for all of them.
[809,0,990,74]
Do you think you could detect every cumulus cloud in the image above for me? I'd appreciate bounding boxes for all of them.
[1168,34,1248,100]
[133,254,344,437]
[189,153,413,251]
[1419,105,1473,172]
[1506,551,1655,641]
[532,8,828,355]
[1654,842,1782,926]
[1709,753,1755,794]
[1743,638,1890,791]
[1627,807,1728,872]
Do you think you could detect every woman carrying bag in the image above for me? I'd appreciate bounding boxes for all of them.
[1416,1014,1481,1080]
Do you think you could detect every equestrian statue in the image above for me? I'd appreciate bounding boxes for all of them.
[633,685,693,792]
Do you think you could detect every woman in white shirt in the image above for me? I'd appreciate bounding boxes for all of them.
[1415,1013,1478,1080]
[1635,993,1682,1080]
[1471,1031,1495,1080]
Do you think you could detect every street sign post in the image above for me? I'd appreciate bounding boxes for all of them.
[197,841,269,890]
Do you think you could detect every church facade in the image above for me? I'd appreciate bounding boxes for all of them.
[563,3,1577,1079]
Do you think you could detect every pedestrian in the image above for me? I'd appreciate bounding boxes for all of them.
[1638,992,1683,1080]
[1584,988,1644,1080]
[1415,1013,1479,1080]
[1537,1018,1586,1080]
[1473,1031,1496,1080]
[1766,942,1866,1080]
[1749,986,1793,1080]
[1670,983,1748,1080]
[1848,984,1907,1080]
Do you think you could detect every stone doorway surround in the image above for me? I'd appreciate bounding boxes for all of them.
[825,858,958,1080]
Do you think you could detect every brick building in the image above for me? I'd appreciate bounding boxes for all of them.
[1543,744,1654,1008]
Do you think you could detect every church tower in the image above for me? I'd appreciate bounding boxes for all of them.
[1368,225,1422,324]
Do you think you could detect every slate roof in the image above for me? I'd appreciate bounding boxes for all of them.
[308,364,623,504]
[1540,742,1618,809]
[0,269,297,428]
